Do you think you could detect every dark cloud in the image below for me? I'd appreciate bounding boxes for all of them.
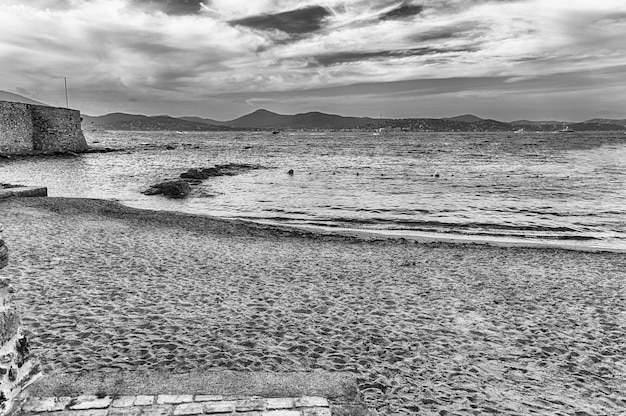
[379,3,424,20]
[230,6,331,35]
[131,0,205,15]
[313,46,477,66]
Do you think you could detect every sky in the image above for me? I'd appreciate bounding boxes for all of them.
[1,0,625,121]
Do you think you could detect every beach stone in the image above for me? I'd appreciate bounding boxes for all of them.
[180,169,207,180]
[143,180,191,199]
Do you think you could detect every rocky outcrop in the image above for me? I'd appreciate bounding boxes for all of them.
[142,180,191,199]
[144,164,264,199]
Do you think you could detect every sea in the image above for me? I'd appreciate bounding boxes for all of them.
[2,130,625,251]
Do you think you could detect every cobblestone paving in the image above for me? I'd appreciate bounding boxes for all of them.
[19,395,332,416]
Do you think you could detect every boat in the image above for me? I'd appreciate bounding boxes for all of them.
[559,123,574,133]
[514,128,525,134]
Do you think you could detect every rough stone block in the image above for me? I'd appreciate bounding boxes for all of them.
[22,397,72,412]
[294,398,329,408]
[157,395,193,405]
[173,402,204,415]
[134,396,155,406]
[262,411,301,416]
[202,400,236,414]
[235,399,266,412]
[107,407,142,416]
[265,398,295,410]
[111,396,137,408]
[58,409,108,416]
[138,405,173,416]
[302,408,331,416]
[69,396,113,410]
[193,395,223,402]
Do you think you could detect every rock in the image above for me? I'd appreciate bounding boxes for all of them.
[180,168,207,180]
[142,180,191,199]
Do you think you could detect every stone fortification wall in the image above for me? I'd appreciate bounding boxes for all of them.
[0,227,40,415]
[0,103,34,154]
[0,100,87,154]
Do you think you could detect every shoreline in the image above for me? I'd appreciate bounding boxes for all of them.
[2,196,624,415]
[12,194,622,254]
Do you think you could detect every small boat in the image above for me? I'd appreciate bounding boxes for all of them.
[559,123,574,133]
[514,128,525,134]
[272,130,281,134]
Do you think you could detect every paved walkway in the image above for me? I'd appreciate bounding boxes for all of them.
[18,394,332,416]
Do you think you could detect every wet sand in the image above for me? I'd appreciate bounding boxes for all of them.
[1,197,624,415]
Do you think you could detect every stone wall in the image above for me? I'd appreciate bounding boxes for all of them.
[0,103,34,154]
[0,227,41,415]
[0,100,87,154]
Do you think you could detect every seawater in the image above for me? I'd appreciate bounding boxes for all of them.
[1,130,625,250]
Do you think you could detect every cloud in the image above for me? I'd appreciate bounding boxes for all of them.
[1,0,626,119]
[131,0,206,15]
[379,2,424,20]
[230,5,332,35]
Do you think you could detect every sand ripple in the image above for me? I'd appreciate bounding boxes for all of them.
[2,198,625,415]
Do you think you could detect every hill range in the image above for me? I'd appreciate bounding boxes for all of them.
[2,90,625,132]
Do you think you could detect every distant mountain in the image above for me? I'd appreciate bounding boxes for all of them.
[0,90,48,106]
[82,113,231,131]
[444,114,483,123]
[225,109,383,129]
[179,116,226,126]
[584,118,626,126]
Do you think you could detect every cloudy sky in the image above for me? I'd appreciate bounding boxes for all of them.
[1,0,625,121]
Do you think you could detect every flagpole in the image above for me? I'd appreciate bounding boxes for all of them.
[64,77,69,108]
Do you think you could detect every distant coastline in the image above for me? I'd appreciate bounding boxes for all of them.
[81,109,626,132]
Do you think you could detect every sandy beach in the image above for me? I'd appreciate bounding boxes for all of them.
[1,197,624,415]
